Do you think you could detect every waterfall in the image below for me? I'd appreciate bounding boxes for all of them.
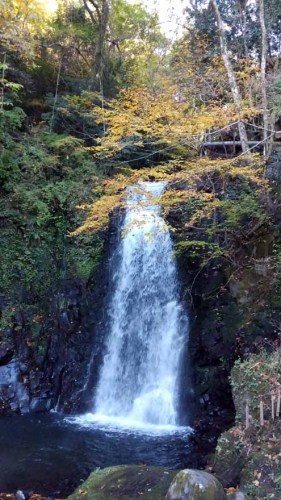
[86,181,189,430]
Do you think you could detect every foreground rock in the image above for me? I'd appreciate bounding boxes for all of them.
[68,465,228,500]
[68,465,177,500]
[166,468,225,499]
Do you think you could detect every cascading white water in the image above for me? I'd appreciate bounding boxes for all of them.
[88,181,189,429]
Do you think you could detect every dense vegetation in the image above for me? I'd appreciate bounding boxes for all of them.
[0,0,281,497]
[0,0,166,338]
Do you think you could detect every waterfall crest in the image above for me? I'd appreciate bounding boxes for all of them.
[88,182,189,429]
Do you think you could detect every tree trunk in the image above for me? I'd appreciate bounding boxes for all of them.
[236,0,249,59]
[1,53,7,110]
[82,0,110,87]
[259,0,270,158]
[210,0,250,153]
[93,0,110,80]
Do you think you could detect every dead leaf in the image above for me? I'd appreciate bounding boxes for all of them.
[254,470,262,479]
[226,487,238,493]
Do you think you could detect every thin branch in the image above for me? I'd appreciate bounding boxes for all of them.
[82,0,99,26]
[50,54,62,133]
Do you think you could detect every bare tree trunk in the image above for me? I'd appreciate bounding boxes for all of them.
[268,58,279,158]
[1,53,7,110]
[50,54,62,133]
[236,1,254,106]
[259,0,270,158]
[210,0,250,153]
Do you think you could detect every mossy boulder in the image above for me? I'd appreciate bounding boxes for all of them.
[213,430,244,487]
[68,465,178,500]
[165,469,226,499]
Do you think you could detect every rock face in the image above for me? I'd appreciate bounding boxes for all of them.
[0,212,121,416]
[0,358,29,414]
[212,430,244,488]
[0,284,94,415]
[165,469,226,500]
[265,144,281,180]
[68,465,178,500]
[0,239,111,416]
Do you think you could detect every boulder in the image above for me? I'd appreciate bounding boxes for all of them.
[226,492,248,499]
[0,359,29,414]
[68,465,177,500]
[212,430,244,487]
[165,469,226,499]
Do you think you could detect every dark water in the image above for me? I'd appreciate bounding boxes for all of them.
[0,414,192,496]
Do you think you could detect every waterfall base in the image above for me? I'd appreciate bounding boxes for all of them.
[67,412,193,436]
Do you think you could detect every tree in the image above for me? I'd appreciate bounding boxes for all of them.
[80,0,166,93]
[108,0,167,89]
[87,80,251,170]
[259,0,270,158]
[170,31,232,109]
[82,0,110,87]
[210,0,250,153]
[0,0,45,61]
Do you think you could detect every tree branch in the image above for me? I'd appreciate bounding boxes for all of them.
[82,0,99,26]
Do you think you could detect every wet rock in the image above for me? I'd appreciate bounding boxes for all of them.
[59,311,71,328]
[226,492,248,499]
[212,430,244,488]
[0,343,14,366]
[0,359,29,415]
[68,465,177,500]
[0,215,116,416]
[165,469,226,500]
[29,397,52,413]
[29,372,43,392]
[15,491,25,500]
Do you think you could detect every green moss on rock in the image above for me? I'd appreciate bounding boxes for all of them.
[213,430,244,487]
[68,465,178,500]
[165,468,226,499]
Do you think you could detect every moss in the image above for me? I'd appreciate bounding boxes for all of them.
[213,430,245,487]
[67,236,104,281]
[68,465,178,500]
[166,469,225,499]
[0,123,105,334]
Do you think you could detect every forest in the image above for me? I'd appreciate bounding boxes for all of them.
[0,0,281,498]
